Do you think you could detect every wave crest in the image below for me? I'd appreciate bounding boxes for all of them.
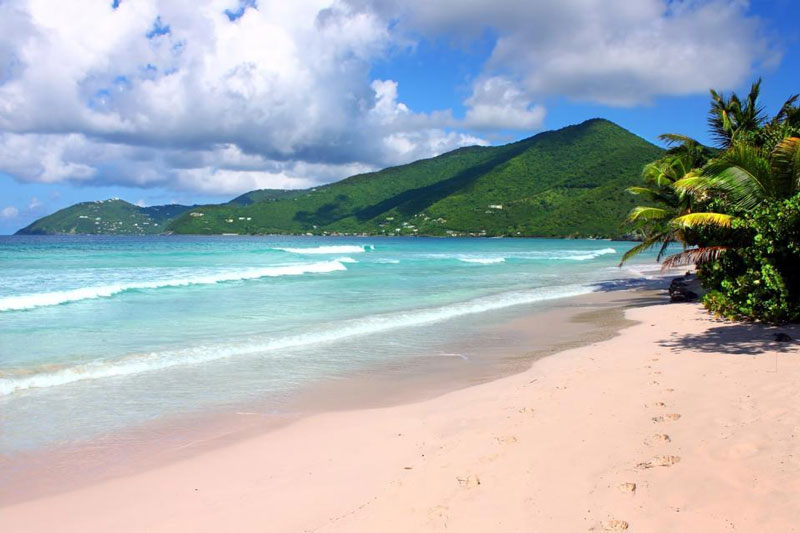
[458,257,506,264]
[274,245,373,254]
[0,260,348,313]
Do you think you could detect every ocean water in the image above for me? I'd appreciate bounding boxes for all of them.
[0,235,663,453]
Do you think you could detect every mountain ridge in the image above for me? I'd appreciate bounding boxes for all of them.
[15,199,194,235]
[17,118,663,238]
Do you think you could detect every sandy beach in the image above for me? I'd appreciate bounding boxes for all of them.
[2,290,799,532]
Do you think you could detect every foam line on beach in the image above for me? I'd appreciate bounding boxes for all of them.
[0,260,349,313]
[0,283,595,395]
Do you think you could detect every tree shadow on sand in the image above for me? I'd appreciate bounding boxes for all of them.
[589,277,800,356]
[586,277,671,308]
[658,322,799,356]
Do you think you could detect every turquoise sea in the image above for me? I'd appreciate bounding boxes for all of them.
[0,236,663,453]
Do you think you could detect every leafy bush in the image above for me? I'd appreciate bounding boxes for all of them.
[698,193,800,323]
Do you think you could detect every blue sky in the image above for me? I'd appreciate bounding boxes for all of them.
[0,0,798,234]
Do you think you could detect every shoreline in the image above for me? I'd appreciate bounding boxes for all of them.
[3,280,798,531]
[1,280,655,506]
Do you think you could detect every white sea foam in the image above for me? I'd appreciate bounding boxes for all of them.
[275,245,373,254]
[561,247,617,261]
[0,283,594,395]
[458,257,506,264]
[0,260,348,313]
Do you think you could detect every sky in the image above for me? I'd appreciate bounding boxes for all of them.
[0,0,798,234]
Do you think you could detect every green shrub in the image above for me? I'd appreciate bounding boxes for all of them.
[698,194,800,324]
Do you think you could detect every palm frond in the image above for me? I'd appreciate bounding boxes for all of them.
[672,212,733,229]
[658,133,700,147]
[619,232,670,266]
[626,206,669,223]
[672,174,711,194]
[701,143,771,207]
[661,246,729,270]
[773,94,799,125]
[710,166,767,209]
[626,186,675,204]
[656,238,672,262]
[770,137,800,197]
[641,161,676,186]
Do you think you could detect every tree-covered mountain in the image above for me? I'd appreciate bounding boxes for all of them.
[17,119,664,238]
[227,189,307,206]
[169,119,663,237]
[16,199,192,235]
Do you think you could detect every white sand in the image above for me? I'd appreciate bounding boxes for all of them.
[2,300,799,531]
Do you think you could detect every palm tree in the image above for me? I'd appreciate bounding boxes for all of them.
[708,78,767,148]
[623,80,800,269]
[619,136,707,265]
[662,136,800,267]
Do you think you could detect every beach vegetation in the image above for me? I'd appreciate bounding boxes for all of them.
[622,79,800,323]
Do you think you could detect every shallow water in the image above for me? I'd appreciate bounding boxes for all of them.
[0,235,666,452]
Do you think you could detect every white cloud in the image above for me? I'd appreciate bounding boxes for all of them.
[0,0,481,195]
[0,0,779,197]
[463,77,546,131]
[370,0,775,107]
[484,0,774,106]
[1,206,19,219]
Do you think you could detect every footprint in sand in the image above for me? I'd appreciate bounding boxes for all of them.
[518,407,535,415]
[603,519,630,531]
[647,401,666,408]
[651,413,681,423]
[495,435,518,445]
[456,475,481,488]
[427,504,449,527]
[645,433,672,445]
[637,455,681,469]
[617,482,636,494]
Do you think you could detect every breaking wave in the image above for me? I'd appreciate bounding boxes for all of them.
[274,245,374,254]
[0,260,349,313]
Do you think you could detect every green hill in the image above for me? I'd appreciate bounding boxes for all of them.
[227,189,307,206]
[16,199,192,235]
[169,119,663,237]
[17,119,664,238]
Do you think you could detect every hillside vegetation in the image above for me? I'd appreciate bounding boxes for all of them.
[18,119,664,238]
[170,119,663,238]
[16,199,191,235]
